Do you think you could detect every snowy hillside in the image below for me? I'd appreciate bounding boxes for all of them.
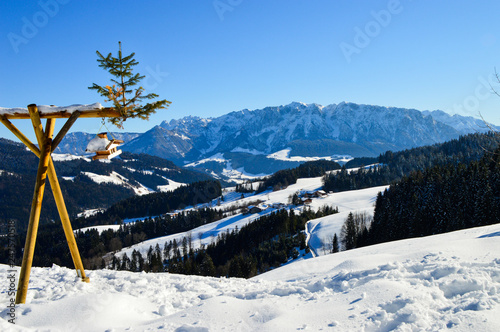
[111,174,386,260]
[2,164,500,331]
[1,223,499,331]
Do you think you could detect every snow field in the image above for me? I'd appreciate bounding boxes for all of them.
[1,223,499,331]
[266,148,352,163]
[114,206,281,258]
[4,174,498,330]
[81,171,152,195]
[157,178,185,192]
[305,185,387,255]
[51,153,91,162]
[75,224,122,235]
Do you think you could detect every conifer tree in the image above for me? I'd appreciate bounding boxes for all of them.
[121,253,130,270]
[199,253,216,276]
[331,233,339,253]
[228,256,243,277]
[111,255,121,270]
[131,249,139,272]
[89,41,171,128]
[341,212,357,250]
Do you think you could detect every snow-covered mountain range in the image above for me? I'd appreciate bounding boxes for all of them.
[57,102,498,181]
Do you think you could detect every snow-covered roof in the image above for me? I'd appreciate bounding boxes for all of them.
[85,135,111,152]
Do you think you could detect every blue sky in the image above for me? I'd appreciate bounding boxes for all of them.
[1,0,500,141]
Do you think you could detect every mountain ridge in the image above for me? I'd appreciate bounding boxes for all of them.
[151,101,497,159]
[55,101,499,181]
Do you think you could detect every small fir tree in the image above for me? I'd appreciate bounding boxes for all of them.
[331,233,339,253]
[120,253,130,270]
[341,212,357,250]
[89,41,171,128]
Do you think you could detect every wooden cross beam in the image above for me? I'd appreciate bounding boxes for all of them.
[0,104,120,304]
[1,107,120,120]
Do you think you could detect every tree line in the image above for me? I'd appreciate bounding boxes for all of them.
[75,180,222,227]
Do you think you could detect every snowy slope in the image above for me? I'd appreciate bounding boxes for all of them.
[75,224,122,235]
[1,170,499,331]
[266,148,352,163]
[81,171,152,195]
[305,185,386,256]
[1,223,499,331]
[111,176,386,259]
[104,177,387,257]
[115,208,280,258]
[157,180,185,192]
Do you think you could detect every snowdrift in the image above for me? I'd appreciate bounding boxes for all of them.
[1,223,499,331]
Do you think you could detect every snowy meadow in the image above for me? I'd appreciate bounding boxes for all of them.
[0,224,499,331]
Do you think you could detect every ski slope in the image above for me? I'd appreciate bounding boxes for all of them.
[1,223,499,331]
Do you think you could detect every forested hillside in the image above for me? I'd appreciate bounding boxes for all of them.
[0,138,212,231]
[367,146,500,244]
[2,132,498,279]
[323,132,499,192]
[87,206,338,277]
[74,180,222,227]
[0,180,223,268]
[89,132,500,277]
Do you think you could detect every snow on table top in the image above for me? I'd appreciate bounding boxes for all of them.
[0,103,103,115]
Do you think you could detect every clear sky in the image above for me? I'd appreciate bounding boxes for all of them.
[1,0,500,142]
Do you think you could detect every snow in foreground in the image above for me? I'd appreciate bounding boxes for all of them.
[1,224,499,331]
